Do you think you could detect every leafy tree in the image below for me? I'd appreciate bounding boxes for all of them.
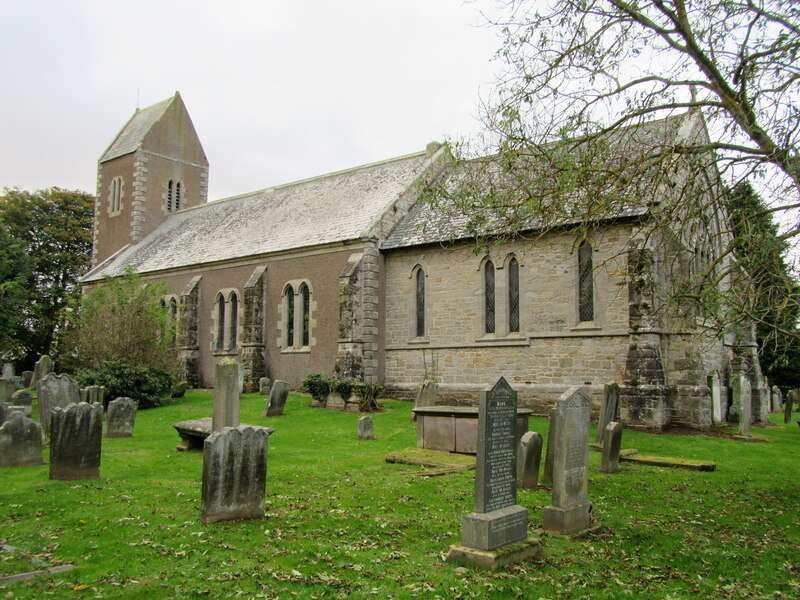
[0,225,32,358]
[0,187,94,368]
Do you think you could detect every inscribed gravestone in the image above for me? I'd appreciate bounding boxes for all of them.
[600,422,623,473]
[38,373,80,436]
[106,397,137,438]
[709,371,724,424]
[213,358,241,432]
[262,380,290,417]
[517,431,543,489]
[0,411,44,468]
[542,387,594,535]
[460,377,528,551]
[32,355,54,386]
[201,425,274,524]
[259,377,271,395]
[49,402,104,480]
[595,382,619,444]
[357,416,375,440]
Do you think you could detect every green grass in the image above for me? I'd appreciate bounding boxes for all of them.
[2,392,799,599]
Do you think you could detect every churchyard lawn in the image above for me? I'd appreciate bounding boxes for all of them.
[1,391,799,599]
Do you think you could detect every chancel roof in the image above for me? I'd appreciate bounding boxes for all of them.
[83,151,430,282]
[99,97,173,163]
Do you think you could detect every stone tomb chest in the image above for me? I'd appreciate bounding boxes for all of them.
[412,405,532,454]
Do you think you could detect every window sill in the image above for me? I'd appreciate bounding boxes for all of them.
[281,346,311,354]
[570,322,602,332]
[212,349,240,357]
[408,337,430,345]
[474,333,528,343]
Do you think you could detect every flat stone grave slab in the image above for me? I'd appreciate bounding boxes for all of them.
[174,418,272,451]
[384,447,476,471]
[412,405,532,454]
[620,453,716,471]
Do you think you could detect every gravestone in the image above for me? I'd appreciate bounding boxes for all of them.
[595,382,619,444]
[213,358,241,432]
[2,363,14,379]
[0,380,11,403]
[357,416,375,440]
[772,385,783,412]
[517,431,543,488]
[735,374,752,437]
[0,411,44,468]
[201,425,273,525]
[171,381,189,398]
[0,401,8,425]
[542,407,559,485]
[784,389,795,424]
[11,389,32,409]
[106,397,137,438]
[32,355,54,386]
[258,377,271,395]
[262,380,290,418]
[37,373,80,436]
[22,371,33,388]
[415,381,438,408]
[542,387,594,535]
[600,422,623,473]
[49,402,104,480]
[709,371,724,424]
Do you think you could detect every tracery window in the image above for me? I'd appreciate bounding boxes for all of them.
[578,241,594,322]
[484,260,496,334]
[508,257,520,333]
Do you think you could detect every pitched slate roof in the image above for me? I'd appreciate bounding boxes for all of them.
[99,97,174,163]
[83,151,430,282]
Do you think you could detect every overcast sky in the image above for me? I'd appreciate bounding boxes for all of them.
[0,0,504,201]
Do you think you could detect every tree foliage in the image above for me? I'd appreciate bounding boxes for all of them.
[0,225,32,357]
[0,187,94,367]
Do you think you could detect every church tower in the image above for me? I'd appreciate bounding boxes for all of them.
[92,92,209,266]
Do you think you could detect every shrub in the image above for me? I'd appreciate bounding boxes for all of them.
[76,359,173,409]
[300,373,331,402]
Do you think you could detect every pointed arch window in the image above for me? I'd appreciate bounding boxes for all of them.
[484,260,496,334]
[228,292,238,350]
[167,180,183,212]
[285,285,295,347]
[508,257,520,333]
[300,283,310,347]
[578,241,594,322]
[110,176,123,213]
[415,267,425,337]
[215,293,226,351]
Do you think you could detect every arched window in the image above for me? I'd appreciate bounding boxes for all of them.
[578,241,594,322]
[508,257,520,333]
[484,260,496,334]
[169,297,178,343]
[228,292,238,350]
[215,293,225,351]
[175,181,182,211]
[110,176,122,213]
[415,267,425,337]
[300,283,310,347]
[285,285,295,347]
[167,180,174,212]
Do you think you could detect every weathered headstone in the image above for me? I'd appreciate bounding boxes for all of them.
[542,407,559,485]
[595,382,619,444]
[171,381,189,398]
[0,401,9,425]
[22,370,33,388]
[258,377,271,395]
[0,411,44,468]
[213,358,241,432]
[49,402,104,480]
[772,385,783,412]
[37,373,81,436]
[106,397,137,438]
[542,387,594,535]
[735,374,752,437]
[357,416,375,440]
[32,355,54,386]
[200,424,273,525]
[600,422,623,474]
[262,380,290,418]
[784,389,795,424]
[709,371,724,424]
[411,380,438,422]
[2,363,14,379]
[517,431,543,488]
[0,379,11,403]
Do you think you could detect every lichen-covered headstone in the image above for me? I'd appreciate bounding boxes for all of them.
[595,382,618,444]
[1,363,14,379]
[0,380,11,403]
[258,377,271,395]
[32,355,54,386]
[262,380,290,417]
[49,402,103,480]
[0,411,44,468]
[201,425,273,525]
[213,358,241,432]
[106,397,137,438]
[38,373,80,436]
[171,381,189,398]
[733,374,752,436]
[542,387,594,535]
[0,401,9,425]
[517,431,543,488]
[600,422,623,473]
[784,389,796,424]
[357,416,375,440]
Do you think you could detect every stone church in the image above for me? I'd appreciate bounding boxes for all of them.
[82,92,767,430]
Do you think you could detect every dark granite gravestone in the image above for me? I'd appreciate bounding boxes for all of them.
[596,382,619,444]
[37,373,81,436]
[213,358,241,432]
[201,425,274,525]
[357,416,375,440]
[258,377,271,395]
[49,402,103,480]
[542,387,594,535]
[262,380,290,417]
[106,397,137,438]
[517,431,543,489]
[0,411,44,468]
[600,422,623,473]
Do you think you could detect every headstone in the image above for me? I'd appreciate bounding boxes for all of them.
[171,381,190,398]
[49,402,104,480]
[772,385,783,412]
[32,355,54,386]
[37,373,80,436]
[517,431,543,489]
[542,387,594,535]
[262,380,290,418]
[542,407,559,485]
[0,379,11,403]
[106,397,137,438]
[0,401,9,425]
[735,374,752,436]
[595,382,619,444]
[258,377,271,395]
[709,371,724,424]
[0,411,44,468]
[213,358,241,432]
[2,363,14,379]
[22,371,33,388]
[80,386,105,406]
[415,381,438,408]
[357,416,375,440]
[600,422,623,473]
[784,389,795,424]
[201,424,273,525]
